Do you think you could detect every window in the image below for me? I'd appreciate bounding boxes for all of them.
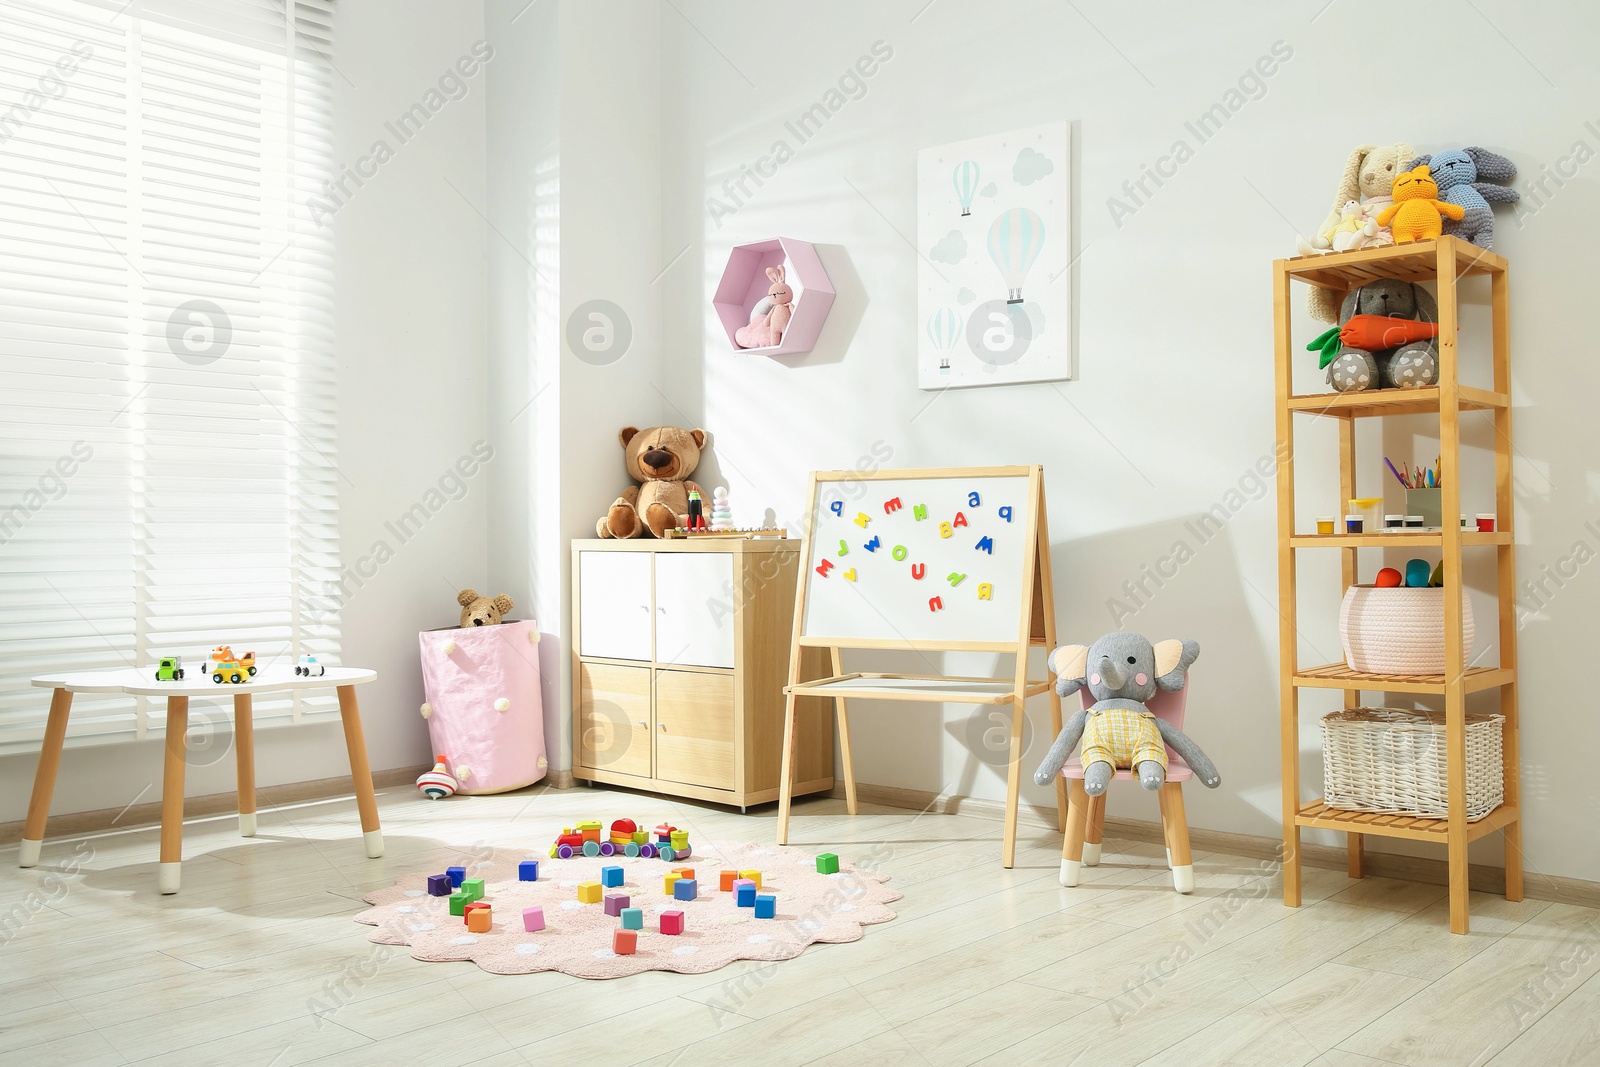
[0,0,340,749]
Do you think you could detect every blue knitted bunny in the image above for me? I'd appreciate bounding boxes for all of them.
[1406,148,1519,250]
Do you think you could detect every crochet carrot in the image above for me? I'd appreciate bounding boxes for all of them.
[1308,315,1441,368]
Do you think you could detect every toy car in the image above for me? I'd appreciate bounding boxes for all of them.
[295,654,325,677]
[154,657,185,681]
[209,645,256,684]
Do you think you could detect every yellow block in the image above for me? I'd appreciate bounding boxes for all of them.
[670,830,688,849]
[577,881,602,903]
[467,908,492,932]
[738,869,761,889]
[664,873,681,895]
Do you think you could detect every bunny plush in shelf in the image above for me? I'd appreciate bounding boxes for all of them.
[734,265,793,349]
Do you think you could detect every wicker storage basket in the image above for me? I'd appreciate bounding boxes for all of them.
[1321,707,1504,821]
[1340,585,1474,675]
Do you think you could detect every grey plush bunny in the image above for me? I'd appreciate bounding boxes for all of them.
[1324,279,1439,392]
[1405,147,1518,250]
[1033,632,1220,797]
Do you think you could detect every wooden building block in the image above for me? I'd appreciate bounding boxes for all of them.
[816,852,840,875]
[604,893,630,916]
[600,865,624,888]
[620,907,643,930]
[612,928,637,955]
[673,878,698,902]
[734,879,756,907]
[461,878,485,903]
[738,869,762,889]
[754,893,776,919]
[663,872,681,895]
[449,891,468,916]
[446,866,466,887]
[467,906,492,932]
[660,909,684,935]
[518,860,539,882]
[522,906,545,932]
[577,881,602,904]
[719,869,738,892]
[427,874,452,896]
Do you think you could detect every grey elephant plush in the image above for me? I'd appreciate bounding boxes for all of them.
[1324,279,1439,392]
[1032,632,1220,796]
[1405,147,1518,250]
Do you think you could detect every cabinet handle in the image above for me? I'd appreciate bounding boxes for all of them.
[638,720,647,728]
[658,606,666,613]
[657,723,666,732]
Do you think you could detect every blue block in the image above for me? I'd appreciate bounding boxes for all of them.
[620,907,643,931]
[519,860,540,882]
[600,865,623,888]
[427,874,451,896]
[754,893,776,919]
[736,883,757,908]
[446,866,466,888]
[674,878,698,901]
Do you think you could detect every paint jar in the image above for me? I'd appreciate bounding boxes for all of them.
[1477,514,1496,532]
[1316,516,1336,535]
[1349,497,1382,534]
[1405,515,1425,529]
[1345,514,1364,534]
[1461,515,1471,530]
[1384,514,1405,530]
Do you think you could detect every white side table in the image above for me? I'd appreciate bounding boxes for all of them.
[21,666,384,893]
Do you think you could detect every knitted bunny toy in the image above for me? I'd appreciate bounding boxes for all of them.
[1305,142,1414,323]
[734,265,793,348]
[1404,147,1518,250]
[1378,165,1465,243]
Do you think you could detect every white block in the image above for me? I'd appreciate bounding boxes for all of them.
[1172,865,1194,894]
[1081,842,1101,867]
[159,862,182,894]
[239,812,257,837]
[364,829,385,859]
[18,838,41,868]
[1059,859,1081,887]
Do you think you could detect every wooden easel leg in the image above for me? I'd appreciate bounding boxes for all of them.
[159,697,189,894]
[20,687,72,868]
[1059,778,1089,886]
[1347,832,1364,879]
[829,647,856,815]
[1001,700,1024,869]
[1083,793,1105,867]
[1162,783,1193,894]
[776,691,799,845]
[336,685,384,859]
[234,693,256,837]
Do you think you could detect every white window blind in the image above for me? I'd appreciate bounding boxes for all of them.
[0,0,340,749]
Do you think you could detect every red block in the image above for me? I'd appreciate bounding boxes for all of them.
[613,928,637,955]
[660,909,685,935]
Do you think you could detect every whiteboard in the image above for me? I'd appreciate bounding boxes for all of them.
[799,471,1035,646]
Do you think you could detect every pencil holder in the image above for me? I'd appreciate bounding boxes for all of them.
[1405,488,1442,528]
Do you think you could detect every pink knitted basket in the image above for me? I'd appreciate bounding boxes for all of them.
[1339,586,1474,676]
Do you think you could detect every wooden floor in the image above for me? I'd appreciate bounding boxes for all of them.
[2,782,1596,1067]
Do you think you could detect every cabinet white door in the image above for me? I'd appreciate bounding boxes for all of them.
[654,553,735,668]
[578,552,652,661]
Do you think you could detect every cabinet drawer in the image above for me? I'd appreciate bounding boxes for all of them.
[577,662,652,779]
[654,552,735,668]
[654,669,736,791]
[578,551,652,660]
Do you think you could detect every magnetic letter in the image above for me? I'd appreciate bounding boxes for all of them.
[939,521,953,538]
[891,544,907,560]
[911,563,926,579]
[947,572,967,587]
[854,512,871,528]
[912,503,928,521]
[864,536,881,552]
[968,491,981,507]
[884,497,903,514]
[843,568,857,581]
[815,560,834,577]
[838,539,849,555]
[977,583,992,600]
[928,596,943,612]
[975,536,994,554]
[952,512,968,528]
[998,505,1013,523]
[830,500,843,516]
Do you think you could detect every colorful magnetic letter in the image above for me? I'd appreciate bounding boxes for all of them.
[975,536,994,554]
[911,563,926,579]
[939,521,953,538]
[884,497,903,513]
[864,536,880,552]
[998,505,1013,522]
[830,500,843,515]
[913,503,928,520]
[838,539,849,555]
[968,491,981,507]
[843,568,856,581]
[891,544,907,560]
[816,559,834,577]
[947,572,967,586]
[953,512,968,528]
[854,512,871,528]
[977,583,993,600]
[929,596,944,611]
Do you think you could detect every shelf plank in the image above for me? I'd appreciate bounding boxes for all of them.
[1285,385,1508,419]
[1292,662,1514,694]
[1284,236,1506,291]
[1289,531,1512,548]
[1295,800,1517,843]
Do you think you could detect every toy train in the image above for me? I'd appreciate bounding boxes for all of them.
[549,819,691,861]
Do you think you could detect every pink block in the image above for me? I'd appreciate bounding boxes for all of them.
[418,619,546,793]
[522,906,545,932]
[660,909,685,935]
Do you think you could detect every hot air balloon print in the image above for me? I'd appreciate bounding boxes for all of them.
[926,306,962,354]
[987,207,1044,304]
[952,161,980,217]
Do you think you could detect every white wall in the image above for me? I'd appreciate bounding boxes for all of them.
[0,0,491,820]
[648,0,1600,881]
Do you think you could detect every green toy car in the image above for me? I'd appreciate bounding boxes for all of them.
[155,657,185,681]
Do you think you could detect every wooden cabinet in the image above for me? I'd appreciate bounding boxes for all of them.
[571,539,832,809]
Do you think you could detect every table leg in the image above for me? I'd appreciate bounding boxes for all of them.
[20,687,73,868]
[160,696,189,894]
[234,693,256,837]
[336,685,383,858]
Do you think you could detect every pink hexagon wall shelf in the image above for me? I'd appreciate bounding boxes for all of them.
[713,237,834,356]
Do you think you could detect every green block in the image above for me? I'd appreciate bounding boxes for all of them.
[620,907,643,930]
[449,891,468,916]
[816,853,840,875]
[461,878,485,903]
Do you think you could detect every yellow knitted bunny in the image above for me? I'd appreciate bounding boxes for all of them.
[1377,165,1466,243]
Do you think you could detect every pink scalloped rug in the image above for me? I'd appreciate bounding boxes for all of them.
[354,840,899,979]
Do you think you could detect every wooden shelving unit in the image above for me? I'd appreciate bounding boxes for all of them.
[1272,236,1521,935]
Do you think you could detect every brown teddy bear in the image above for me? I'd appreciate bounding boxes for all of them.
[457,589,514,626]
[596,425,706,539]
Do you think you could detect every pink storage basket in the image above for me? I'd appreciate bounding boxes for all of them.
[418,620,547,794]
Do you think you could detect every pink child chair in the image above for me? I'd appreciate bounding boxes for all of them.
[1058,678,1197,893]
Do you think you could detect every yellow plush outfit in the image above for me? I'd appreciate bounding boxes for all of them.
[1080,707,1168,772]
[1377,165,1465,243]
